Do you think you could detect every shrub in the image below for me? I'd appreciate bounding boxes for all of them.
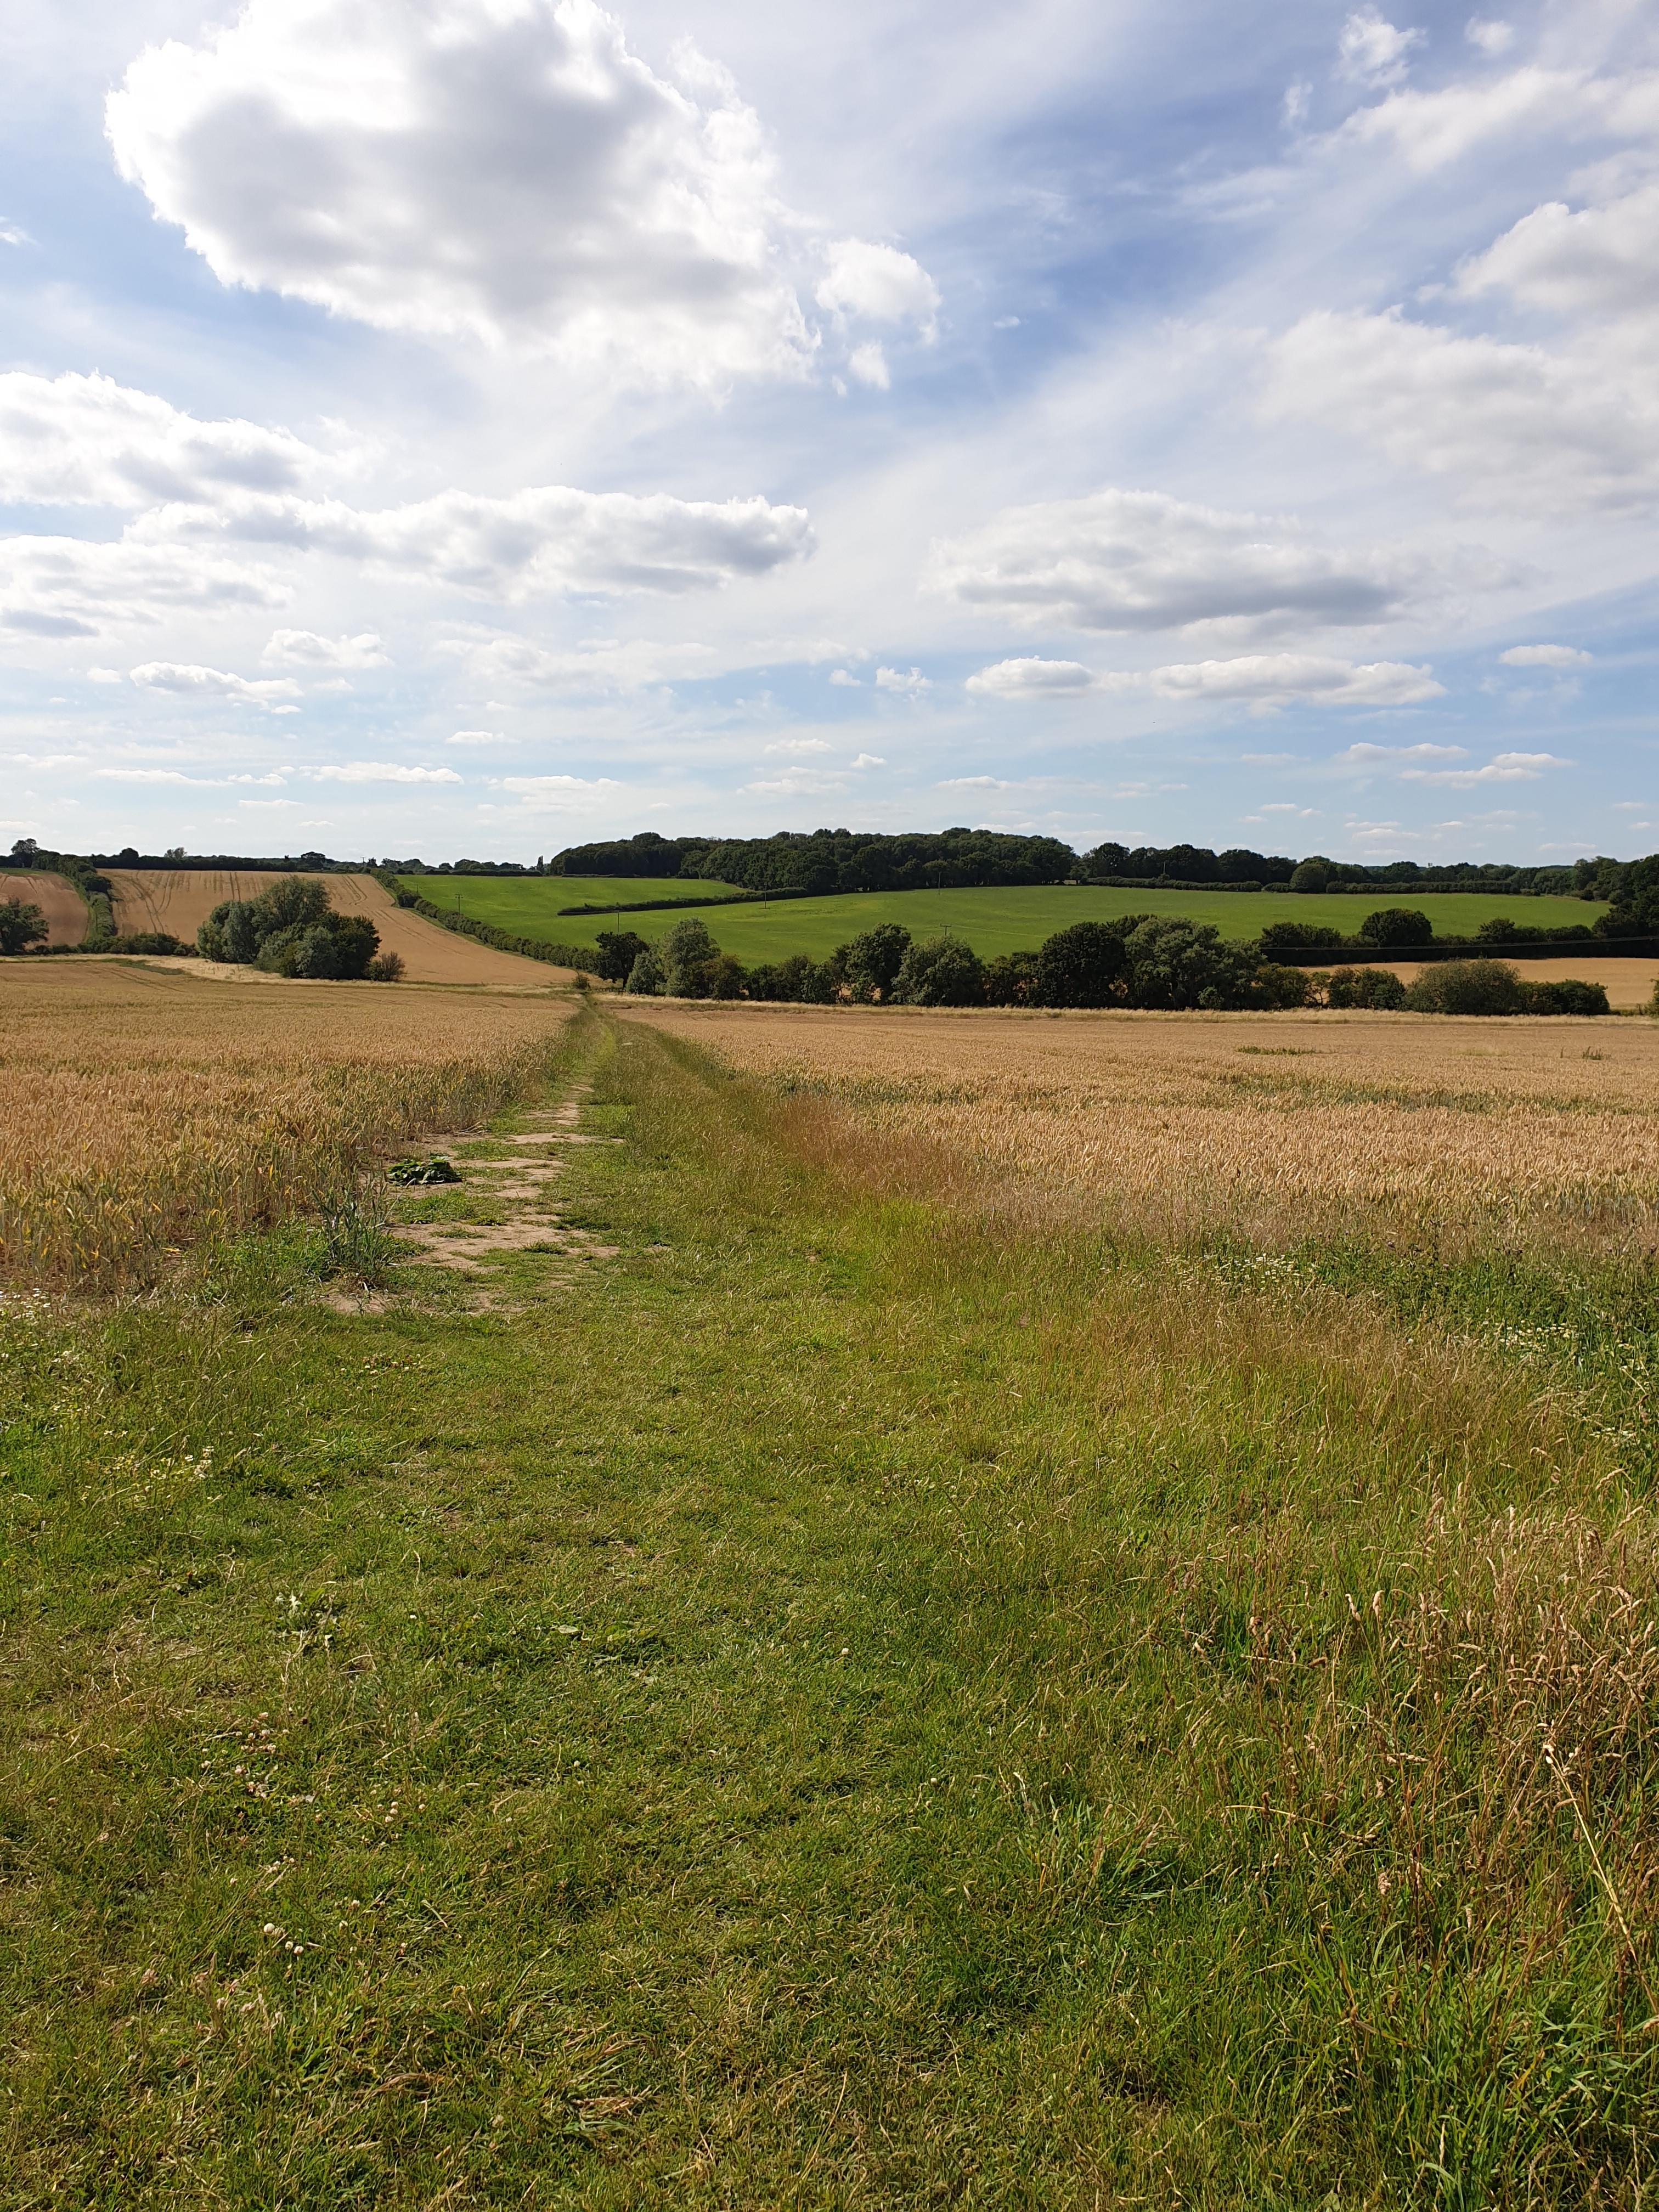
[196,877,379,978]
[255,913,380,980]
[699,953,747,1000]
[594,929,650,985]
[842,924,911,1002]
[1519,978,1610,1015]
[892,935,985,1006]
[746,953,813,1002]
[1403,959,1523,1014]
[1120,917,1254,1010]
[984,950,1040,1006]
[1259,919,1344,955]
[1288,859,1331,892]
[1031,920,1131,1007]
[364,950,406,983]
[626,948,663,995]
[1327,966,1407,1010]
[1359,907,1434,947]
[661,917,717,996]
[0,897,49,953]
[111,930,192,956]
[1249,963,1316,1009]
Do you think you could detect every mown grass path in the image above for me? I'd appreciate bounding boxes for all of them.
[3,1008,1656,2207]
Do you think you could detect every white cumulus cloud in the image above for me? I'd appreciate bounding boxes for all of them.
[846,342,890,390]
[928,488,1493,634]
[967,657,1096,697]
[1457,179,1659,320]
[129,659,303,709]
[815,240,939,338]
[262,628,387,667]
[501,774,624,812]
[1465,19,1514,58]
[874,664,930,692]
[106,0,933,392]
[0,370,329,507]
[1265,307,1659,515]
[1402,749,1567,786]
[312,761,461,783]
[1500,642,1592,667]
[1336,10,1425,89]
[0,533,289,639]
[163,483,814,600]
[1130,654,1443,706]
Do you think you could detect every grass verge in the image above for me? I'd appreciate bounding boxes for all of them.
[3,1008,1657,2206]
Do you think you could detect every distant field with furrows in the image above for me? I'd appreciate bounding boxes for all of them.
[407,876,1611,961]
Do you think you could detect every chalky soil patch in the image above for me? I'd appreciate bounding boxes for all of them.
[391,1082,622,1296]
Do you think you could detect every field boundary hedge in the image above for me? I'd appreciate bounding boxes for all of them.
[404,892,598,969]
[1274,936,1659,966]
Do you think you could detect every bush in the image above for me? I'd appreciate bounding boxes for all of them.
[1359,907,1434,948]
[0,896,50,953]
[842,924,911,1002]
[660,917,717,996]
[1519,977,1610,1015]
[1403,959,1523,1014]
[1288,859,1331,892]
[746,953,813,1002]
[699,953,747,1000]
[1120,917,1254,1010]
[196,876,379,978]
[1249,963,1315,1009]
[594,929,650,985]
[364,950,405,983]
[984,950,1040,1006]
[111,930,193,956]
[1031,920,1131,1007]
[626,948,663,995]
[1326,966,1407,1010]
[892,935,985,1006]
[1259,919,1344,955]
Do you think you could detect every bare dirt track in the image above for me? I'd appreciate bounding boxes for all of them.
[106,870,566,986]
[0,872,87,946]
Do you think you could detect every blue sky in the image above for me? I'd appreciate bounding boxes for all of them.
[1,0,1655,865]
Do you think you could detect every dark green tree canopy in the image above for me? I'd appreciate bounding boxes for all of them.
[1358,907,1434,947]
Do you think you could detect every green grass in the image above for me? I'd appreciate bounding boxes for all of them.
[405,877,1610,964]
[413,875,746,923]
[4,1010,1658,2205]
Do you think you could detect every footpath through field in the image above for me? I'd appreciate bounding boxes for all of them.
[4,1002,1659,2204]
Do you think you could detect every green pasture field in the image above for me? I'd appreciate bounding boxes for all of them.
[406,874,1610,963]
[415,874,746,920]
[5,1003,1658,2204]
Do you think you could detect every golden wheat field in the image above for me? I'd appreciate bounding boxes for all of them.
[0,961,573,1284]
[629,1000,1659,1234]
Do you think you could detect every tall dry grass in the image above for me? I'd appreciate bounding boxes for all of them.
[1,963,573,1285]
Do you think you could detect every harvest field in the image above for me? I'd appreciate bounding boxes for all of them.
[107,870,559,985]
[0,961,572,1283]
[409,871,1611,963]
[628,998,1659,1228]
[0,869,88,945]
[7,971,1659,2205]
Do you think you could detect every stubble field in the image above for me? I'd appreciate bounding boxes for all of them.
[7,969,1659,2207]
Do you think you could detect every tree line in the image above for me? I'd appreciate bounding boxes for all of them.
[590,913,1611,1016]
